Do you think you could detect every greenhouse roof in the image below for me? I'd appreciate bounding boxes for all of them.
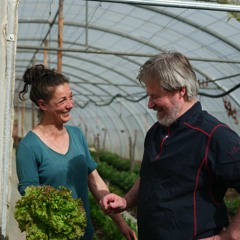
[15,0,240,159]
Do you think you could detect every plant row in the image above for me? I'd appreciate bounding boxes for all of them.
[97,161,138,192]
[91,150,141,174]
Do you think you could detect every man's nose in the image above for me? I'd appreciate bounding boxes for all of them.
[148,96,155,109]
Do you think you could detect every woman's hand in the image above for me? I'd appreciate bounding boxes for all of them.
[198,229,233,240]
[99,193,127,214]
[117,220,138,240]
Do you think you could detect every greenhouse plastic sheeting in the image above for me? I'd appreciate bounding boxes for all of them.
[15,0,240,160]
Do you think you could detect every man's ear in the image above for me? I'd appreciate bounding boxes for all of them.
[179,87,186,99]
[38,99,47,111]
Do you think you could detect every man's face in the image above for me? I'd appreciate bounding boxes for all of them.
[146,82,183,127]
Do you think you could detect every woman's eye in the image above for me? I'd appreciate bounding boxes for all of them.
[58,99,66,104]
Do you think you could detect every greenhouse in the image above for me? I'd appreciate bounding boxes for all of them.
[0,0,240,239]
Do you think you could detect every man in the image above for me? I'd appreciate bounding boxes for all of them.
[100,51,240,240]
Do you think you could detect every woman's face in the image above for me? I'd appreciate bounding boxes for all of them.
[146,82,183,127]
[44,83,74,124]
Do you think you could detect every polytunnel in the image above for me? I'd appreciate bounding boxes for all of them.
[14,0,240,162]
[1,0,240,238]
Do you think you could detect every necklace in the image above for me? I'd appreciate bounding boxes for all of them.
[38,125,69,149]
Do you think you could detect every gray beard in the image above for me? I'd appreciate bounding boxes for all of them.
[157,104,181,127]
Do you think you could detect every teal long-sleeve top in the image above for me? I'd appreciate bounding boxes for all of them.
[16,125,97,240]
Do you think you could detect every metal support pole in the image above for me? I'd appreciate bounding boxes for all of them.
[87,0,240,12]
[1,0,18,238]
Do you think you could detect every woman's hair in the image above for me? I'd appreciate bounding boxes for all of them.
[19,64,69,106]
[137,51,199,101]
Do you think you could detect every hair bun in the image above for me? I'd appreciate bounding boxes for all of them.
[23,64,46,85]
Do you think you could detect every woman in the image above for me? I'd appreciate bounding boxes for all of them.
[16,64,137,240]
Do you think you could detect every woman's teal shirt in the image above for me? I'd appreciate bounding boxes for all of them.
[16,125,97,240]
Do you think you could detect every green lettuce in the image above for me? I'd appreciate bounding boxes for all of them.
[14,185,86,240]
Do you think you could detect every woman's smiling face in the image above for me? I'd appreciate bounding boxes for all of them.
[44,83,74,124]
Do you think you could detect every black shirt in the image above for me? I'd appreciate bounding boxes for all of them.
[138,102,240,240]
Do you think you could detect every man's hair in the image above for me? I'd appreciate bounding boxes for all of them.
[137,51,199,101]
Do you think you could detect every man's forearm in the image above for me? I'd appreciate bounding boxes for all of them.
[124,178,140,210]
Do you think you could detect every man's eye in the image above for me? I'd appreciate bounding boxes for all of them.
[150,95,158,99]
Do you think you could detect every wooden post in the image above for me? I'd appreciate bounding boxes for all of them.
[130,130,137,172]
[43,40,48,67]
[129,135,132,164]
[21,101,25,137]
[32,102,35,129]
[102,128,107,150]
[96,133,100,162]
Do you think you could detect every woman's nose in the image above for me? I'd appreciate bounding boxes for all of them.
[66,99,74,109]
